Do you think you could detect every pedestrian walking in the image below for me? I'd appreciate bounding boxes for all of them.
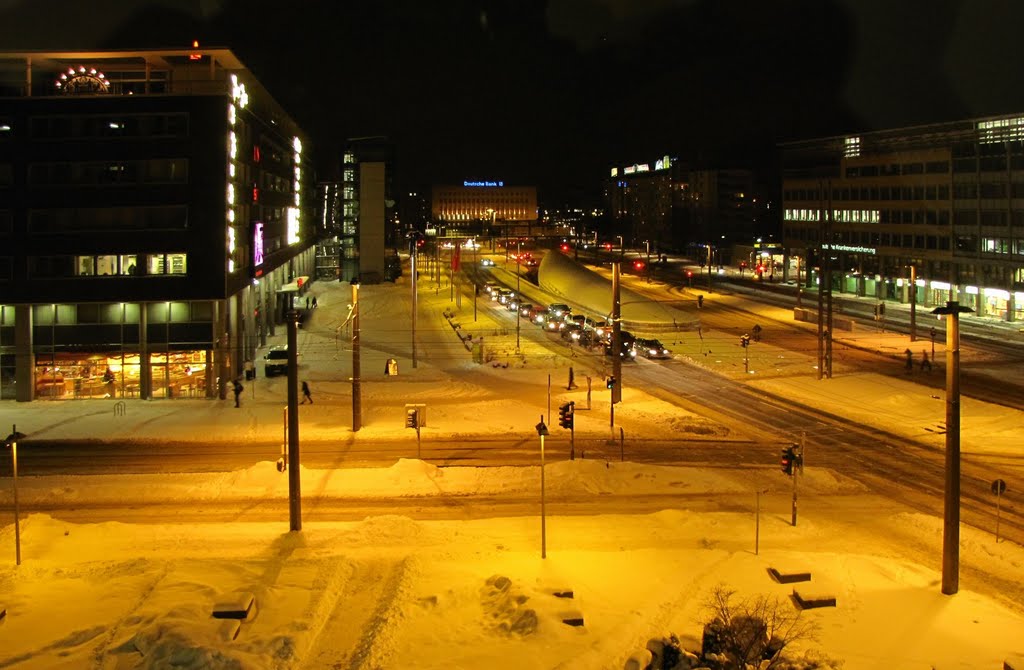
[312,296,318,309]
[567,366,577,390]
[301,380,313,404]
[904,348,914,374]
[920,350,932,373]
[232,379,244,407]
[306,296,311,310]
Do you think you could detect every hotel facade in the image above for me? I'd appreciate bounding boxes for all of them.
[0,47,316,402]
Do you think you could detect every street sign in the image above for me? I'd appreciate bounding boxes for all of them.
[991,479,1007,495]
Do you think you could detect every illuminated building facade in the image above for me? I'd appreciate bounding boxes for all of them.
[782,114,1024,321]
[431,182,538,232]
[0,47,315,401]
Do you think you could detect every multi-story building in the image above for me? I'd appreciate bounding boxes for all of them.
[338,136,397,283]
[0,46,316,401]
[431,181,538,237]
[605,155,755,257]
[781,114,1024,321]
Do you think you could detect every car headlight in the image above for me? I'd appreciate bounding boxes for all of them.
[649,349,657,355]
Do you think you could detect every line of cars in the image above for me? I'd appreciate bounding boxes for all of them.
[480,283,672,361]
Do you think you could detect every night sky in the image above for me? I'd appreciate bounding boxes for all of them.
[3,0,1024,204]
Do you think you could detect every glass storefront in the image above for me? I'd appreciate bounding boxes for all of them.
[34,350,207,399]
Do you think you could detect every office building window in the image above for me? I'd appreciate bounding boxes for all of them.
[147,253,187,275]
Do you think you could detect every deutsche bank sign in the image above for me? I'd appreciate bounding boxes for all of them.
[464,180,504,187]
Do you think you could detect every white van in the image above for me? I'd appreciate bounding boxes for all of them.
[264,345,290,376]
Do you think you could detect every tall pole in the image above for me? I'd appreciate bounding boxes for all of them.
[824,182,833,378]
[939,301,967,594]
[538,416,547,560]
[909,265,918,342]
[516,239,521,352]
[411,244,418,368]
[796,255,803,308]
[286,312,301,531]
[9,424,20,565]
[611,262,622,404]
[646,240,651,284]
[706,244,712,292]
[352,280,361,432]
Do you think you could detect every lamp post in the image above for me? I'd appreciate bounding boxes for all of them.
[535,415,549,559]
[932,300,973,595]
[5,425,25,565]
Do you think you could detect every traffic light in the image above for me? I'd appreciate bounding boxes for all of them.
[780,445,801,475]
[558,401,574,429]
[740,334,751,348]
[405,408,419,429]
[685,270,693,278]
[633,260,645,271]
[560,243,570,252]
[606,375,616,390]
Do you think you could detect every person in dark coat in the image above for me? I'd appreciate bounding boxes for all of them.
[232,379,243,407]
[301,380,313,404]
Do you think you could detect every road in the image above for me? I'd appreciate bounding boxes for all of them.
[5,249,1023,550]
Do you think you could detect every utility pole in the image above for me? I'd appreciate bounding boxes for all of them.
[933,301,973,595]
[611,262,622,405]
[411,241,418,368]
[909,264,917,342]
[286,311,301,531]
[352,279,361,432]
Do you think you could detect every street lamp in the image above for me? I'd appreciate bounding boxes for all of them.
[931,300,973,595]
[5,425,26,565]
[535,416,549,559]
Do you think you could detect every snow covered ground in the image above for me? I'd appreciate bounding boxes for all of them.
[1,461,1023,669]
[1,263,1023,669]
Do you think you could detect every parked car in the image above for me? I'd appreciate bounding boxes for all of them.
[636,337,671,359]
[264,345,290,376]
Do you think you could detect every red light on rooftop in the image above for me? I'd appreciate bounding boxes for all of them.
[189,40,202,61]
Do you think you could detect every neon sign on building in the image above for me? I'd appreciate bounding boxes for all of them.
[225,74,248,273]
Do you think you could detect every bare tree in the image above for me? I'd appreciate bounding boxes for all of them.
[700,584,819,669]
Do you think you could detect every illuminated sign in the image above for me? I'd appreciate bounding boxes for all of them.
[823,243,876,255]
[287,207,300,245]
[55,66,109,94]
[610,167,618,177]
[655,155,671,171]
[624,166,636,175]
[254,222,264,266]
[463,180,504,187]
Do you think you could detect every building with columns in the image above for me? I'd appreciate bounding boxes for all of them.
[0,46,316,401]
[781,114,1024,321]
